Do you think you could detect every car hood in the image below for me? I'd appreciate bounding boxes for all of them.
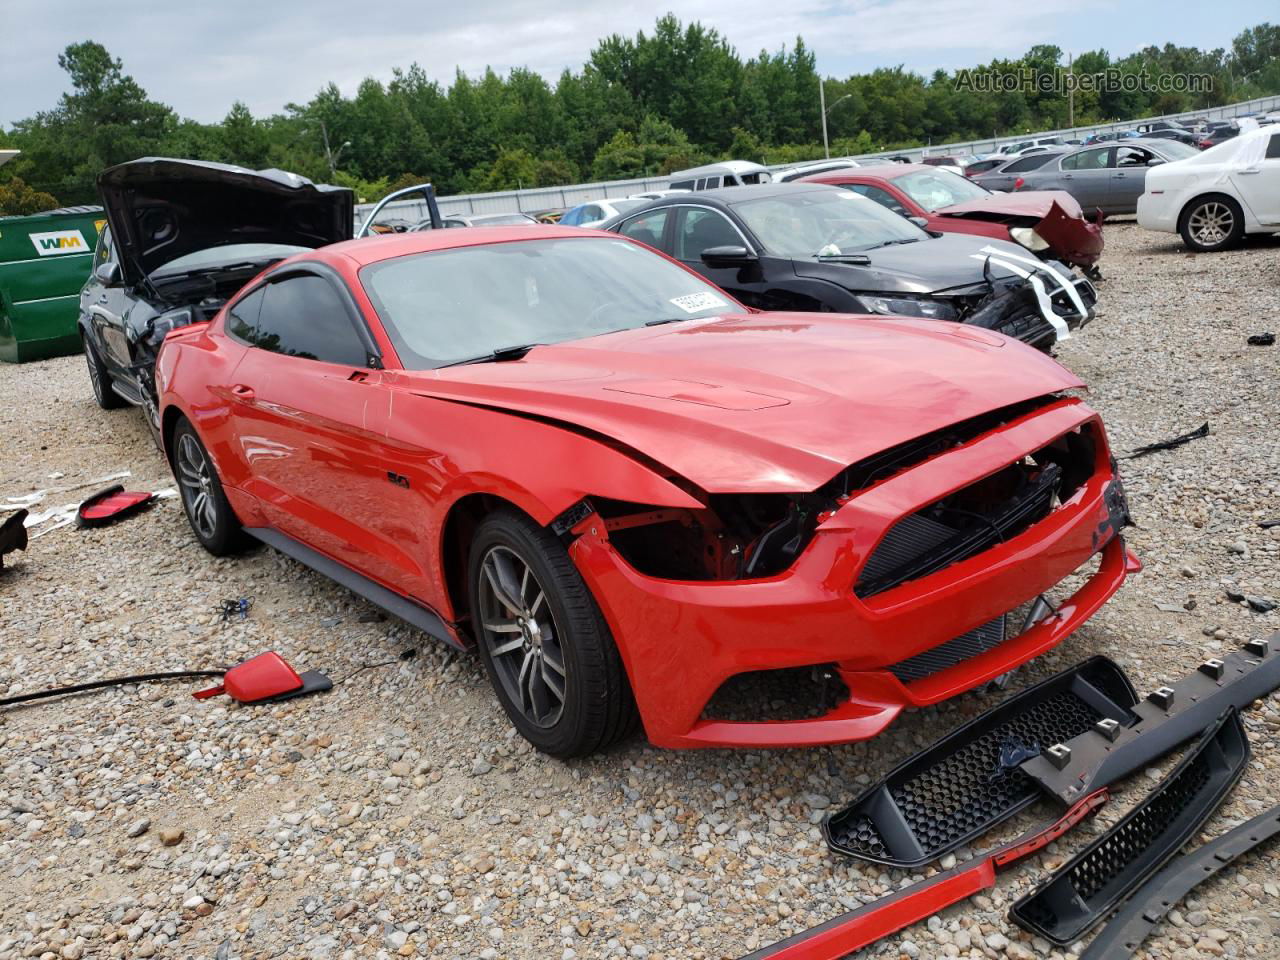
[97,158,354,284]
[395,312,1081,493]
[789,232,1036,295]
[935,189,1086,220]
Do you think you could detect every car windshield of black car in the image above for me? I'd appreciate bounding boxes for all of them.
[733,189,927,258]
[359,236,738,369]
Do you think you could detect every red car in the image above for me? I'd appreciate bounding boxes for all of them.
[155,226,1138,756]
[802,165,1105,272]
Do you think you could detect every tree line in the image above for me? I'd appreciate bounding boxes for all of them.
[1,16,1277,214]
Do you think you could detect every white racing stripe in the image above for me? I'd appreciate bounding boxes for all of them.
[970,254,1071,341]
[977,245,1090,320]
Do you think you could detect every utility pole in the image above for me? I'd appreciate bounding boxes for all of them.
[319,121,352,177]
[1068,52,1075,129]
[820,77,830,159]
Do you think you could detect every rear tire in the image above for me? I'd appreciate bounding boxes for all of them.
[467,509,638,757]
[84,334,126,409]
[1179,196,1244,252]
[170,417,249,556]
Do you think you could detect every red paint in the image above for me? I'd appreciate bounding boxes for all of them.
[801,167,1104,267]
[747,790,1108,959]
[193,652,302,702]
[158,227,1134,749]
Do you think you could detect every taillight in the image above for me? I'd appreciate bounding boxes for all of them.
[1199,140,1212,149]
[1014,177,1025,190]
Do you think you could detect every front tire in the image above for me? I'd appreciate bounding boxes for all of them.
[84,334,126,410]
[467,509,638,757]
[1179,196,1244,252]
[170,418,248,556]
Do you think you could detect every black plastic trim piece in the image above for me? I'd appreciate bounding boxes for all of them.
[1020,635,1280,803]
[1009,708,1250,947]
[1079,802,1280,960]
[244,527,463,650]
[823,656,1138,867]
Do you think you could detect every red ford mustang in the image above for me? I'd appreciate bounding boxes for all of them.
[155,226,1139,756]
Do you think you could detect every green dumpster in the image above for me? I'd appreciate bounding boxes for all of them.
[0,206,104,363]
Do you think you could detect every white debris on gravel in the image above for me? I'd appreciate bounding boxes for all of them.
[0,223,1277,959]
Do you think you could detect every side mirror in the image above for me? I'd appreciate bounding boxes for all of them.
[907,216,930,229]
[95,261,121,286]
[700,245,756,268]
[1146,158,1166,167]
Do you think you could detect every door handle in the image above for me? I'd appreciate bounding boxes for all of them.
[1238,168,1260,175]
[231,384,256,401]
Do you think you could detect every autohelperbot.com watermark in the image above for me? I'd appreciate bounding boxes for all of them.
[954,68,1213,95]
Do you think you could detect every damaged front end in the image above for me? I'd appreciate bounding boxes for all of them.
[940,258,1097,352]
[553,394,1138,748]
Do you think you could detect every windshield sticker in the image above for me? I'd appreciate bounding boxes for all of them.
[669,292,729,314]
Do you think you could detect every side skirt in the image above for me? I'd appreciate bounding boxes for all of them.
[244,527,465,651]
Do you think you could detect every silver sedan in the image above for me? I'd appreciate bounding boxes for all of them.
[1010,138,1200,216]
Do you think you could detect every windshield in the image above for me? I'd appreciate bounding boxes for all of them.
[733,189,926,258]
[152,243,307,277]
[607,199,645,216]
[360,236,739,369]
[890,170,990,211]
[1153,140,1200,161]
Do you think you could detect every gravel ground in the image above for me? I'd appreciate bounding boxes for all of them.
[1,222,1278,960]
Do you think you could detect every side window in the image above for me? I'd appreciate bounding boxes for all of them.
[560,208,580,226]
[703,176,722,189]
[674,208,742,261]
[1061,148,1109,171]
[843,183,908,216]
[225,286,265,344]
[253,275,368,366]
[1005,155,1052,173]
[669,180,694,191]
[617,210,669,250]
[1266,135,1280,160]
[582,205,602,221]
[1115,147,1152,167]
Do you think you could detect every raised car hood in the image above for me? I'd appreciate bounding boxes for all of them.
[935,190,1104,267]
[97,158,354,284]
[791,233,1035,294]
[395,313,1082,493]
[936,189,1086,220]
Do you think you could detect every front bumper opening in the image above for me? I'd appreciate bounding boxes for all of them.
[856,422,1099,599]
[701,664,850,723]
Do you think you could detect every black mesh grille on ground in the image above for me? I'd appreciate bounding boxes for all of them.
[701,664,849,723]
[1010,708,1250,946]
[823,657,1140,868]
[889,615,1007,684]
[882,691,1100,856]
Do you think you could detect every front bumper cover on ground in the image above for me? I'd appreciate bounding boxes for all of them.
[1009,707,1250,946]
[823,656,1138,868]
[1078,800,1280,960]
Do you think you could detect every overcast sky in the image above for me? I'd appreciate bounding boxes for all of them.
[3,0,1274,127]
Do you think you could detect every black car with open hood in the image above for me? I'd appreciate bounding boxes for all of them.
[80,158,353,441]
[599,183,1096,352]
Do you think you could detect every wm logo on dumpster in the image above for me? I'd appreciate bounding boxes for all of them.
[30,230,89,257]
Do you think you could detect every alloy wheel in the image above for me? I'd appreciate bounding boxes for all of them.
[1188,202,1234,248]
[477,545,567,728]
[176,433,218,540]
[86,348,104,404]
